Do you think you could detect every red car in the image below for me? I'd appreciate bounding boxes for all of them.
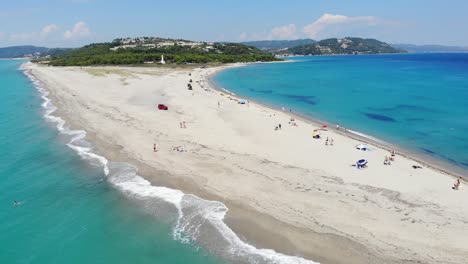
[157,104,168,110]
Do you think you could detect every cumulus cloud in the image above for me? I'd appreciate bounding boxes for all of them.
[303,13,377,38]
[270,24,297,40]
[9,32,36,42]
[7,24,59,43]
[239,23,297,41]
[239,32,248,41]
[41,24,59,36]
[64,21,91,40]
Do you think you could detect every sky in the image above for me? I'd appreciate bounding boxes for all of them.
[0,0,467,48]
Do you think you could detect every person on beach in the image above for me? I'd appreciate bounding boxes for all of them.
[183,121,186,128]
[330,139,334,146]
[179,122,183,128]
[384,156,390,165]
[153,143,158,152]
[218,101,220,108]
[453,177,461,190]
[325,137,329,145]
[336,124,340,130]
[279,124,282,130]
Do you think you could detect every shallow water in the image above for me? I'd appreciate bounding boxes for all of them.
[1,60,318,264]
[214,54,468,172]
[0,60,223,264]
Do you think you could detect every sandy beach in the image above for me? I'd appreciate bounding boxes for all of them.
[26,62,468,264]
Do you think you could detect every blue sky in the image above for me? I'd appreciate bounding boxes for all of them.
[0,0,467,47]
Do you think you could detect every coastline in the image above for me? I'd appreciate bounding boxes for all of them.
[208,61,467,181]
[24,62,468,264]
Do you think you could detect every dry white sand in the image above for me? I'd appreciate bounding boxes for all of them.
[27,63,468,264]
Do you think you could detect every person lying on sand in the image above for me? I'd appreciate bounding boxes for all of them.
[172,146,186,152]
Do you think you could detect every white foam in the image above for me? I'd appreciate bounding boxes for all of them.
[22,63,319,264]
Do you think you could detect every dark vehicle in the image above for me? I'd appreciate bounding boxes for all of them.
[158,104,168,110]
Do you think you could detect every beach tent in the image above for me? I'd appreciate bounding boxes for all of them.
[356,144,369,151]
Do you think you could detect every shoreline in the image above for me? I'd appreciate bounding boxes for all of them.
[24,62,468,264]
[207,64,467,181]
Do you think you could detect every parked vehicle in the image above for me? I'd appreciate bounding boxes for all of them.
[158,104,168,110]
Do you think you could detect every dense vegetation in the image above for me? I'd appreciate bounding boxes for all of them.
[40,39,278,66]
[283,38,405,55]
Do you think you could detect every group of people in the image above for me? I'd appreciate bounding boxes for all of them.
[179,121,187,129]
[274,123,282,131]
[325,137,334,146]
[384,150,396,165]
[288,117,298,126]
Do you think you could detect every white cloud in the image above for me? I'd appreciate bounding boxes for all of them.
[9,32,36,42]
[64,21,91,40]
[303,13,377,38]
[7,24,59,43]
[239,32,248,41]
[270,24,297,40]
[41,24,59,36]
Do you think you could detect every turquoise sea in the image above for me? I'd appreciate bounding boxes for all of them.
[1,60,316,264]
[214,54,468,174]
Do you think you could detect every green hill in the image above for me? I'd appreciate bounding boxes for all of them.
[280,38,405,55]
[241,39,316,52]
[42,37,278,66]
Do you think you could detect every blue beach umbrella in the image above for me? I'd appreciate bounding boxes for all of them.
[357,159,368,166]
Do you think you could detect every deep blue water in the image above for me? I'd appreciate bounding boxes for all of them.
[214,54,468,172]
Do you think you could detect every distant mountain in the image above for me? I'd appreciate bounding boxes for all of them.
[0,45,49,58]
[0,45,70,58]
[241,39,316,52]
[281,37,405,55]
[391,44,468,53]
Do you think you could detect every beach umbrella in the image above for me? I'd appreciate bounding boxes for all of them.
[356,144,368,151]
[357,159,368,166]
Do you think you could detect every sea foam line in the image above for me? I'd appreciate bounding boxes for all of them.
[22,63,319,264]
